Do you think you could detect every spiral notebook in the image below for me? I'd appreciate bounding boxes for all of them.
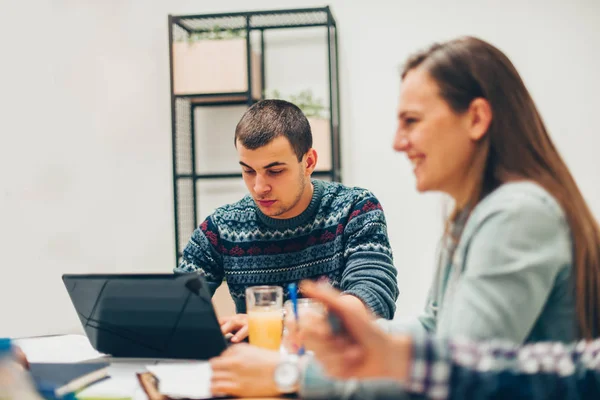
[29,362,110,398]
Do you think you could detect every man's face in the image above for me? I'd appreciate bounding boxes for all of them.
[237,136,314,219]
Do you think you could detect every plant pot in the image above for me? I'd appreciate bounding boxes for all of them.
[308,117,332,172]
[173,38,262,99]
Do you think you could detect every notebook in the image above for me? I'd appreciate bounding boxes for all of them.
[29,362,110,398]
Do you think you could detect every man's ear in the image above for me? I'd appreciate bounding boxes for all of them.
[467,98,492,141]
[304,148,318,175]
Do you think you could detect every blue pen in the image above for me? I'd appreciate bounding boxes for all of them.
[287,283,305,356]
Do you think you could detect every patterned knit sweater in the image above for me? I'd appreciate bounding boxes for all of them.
[175,179,399,319]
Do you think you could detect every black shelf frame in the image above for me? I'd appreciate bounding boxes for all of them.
[168,6,342,266]
[175,170,335,180]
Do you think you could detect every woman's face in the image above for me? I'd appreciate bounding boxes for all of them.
[393,68,487,201]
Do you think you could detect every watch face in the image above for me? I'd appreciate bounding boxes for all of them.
[274,360,300,392]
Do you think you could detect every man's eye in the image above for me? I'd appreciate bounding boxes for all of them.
[268,170,283,175]
[243,170,255,174]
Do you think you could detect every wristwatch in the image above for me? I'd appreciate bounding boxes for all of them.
[274,354,301,393]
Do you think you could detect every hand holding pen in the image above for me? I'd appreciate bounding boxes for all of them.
[287,282,305,356]
[296,280,411,381]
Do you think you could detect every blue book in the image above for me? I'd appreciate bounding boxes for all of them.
[29,362,110,399]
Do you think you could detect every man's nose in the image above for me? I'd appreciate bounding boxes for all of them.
[254,174,271,194]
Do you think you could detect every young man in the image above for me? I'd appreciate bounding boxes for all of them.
[175,99,399,341]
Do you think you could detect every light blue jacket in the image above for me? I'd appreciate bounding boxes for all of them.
[388,181,576,343]
[301,181,577,399]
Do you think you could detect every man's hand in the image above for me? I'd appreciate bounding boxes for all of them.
[209,343,282,397]
[219,314,249,343]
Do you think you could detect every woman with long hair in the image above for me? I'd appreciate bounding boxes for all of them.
[384,36,600,342]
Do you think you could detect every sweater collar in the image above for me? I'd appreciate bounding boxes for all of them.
[256,179,325,229]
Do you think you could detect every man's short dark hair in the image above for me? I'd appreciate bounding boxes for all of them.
[234,99,313,161]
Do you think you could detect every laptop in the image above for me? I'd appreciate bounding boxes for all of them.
[62,273,227,360]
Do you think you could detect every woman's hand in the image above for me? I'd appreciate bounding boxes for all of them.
[209,343,281,397]
[299,280,412,382]
[13,346,29,369]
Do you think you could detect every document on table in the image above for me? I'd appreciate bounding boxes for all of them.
[13,334,105,363]
[76,362,148,400]
[146,361,212,399]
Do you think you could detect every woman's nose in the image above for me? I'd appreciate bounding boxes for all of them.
[393,130,410,152]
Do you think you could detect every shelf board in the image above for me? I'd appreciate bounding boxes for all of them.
[174,92,260,107]
[177,172,242,179]
[175,170,334,180]
[172,7,336,32]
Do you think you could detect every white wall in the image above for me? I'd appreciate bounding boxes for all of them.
[0,0,598,338]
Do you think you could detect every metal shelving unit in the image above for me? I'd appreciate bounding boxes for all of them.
[168,6,341,266]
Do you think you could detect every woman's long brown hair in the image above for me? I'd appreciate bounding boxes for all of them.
[402,37,600,339]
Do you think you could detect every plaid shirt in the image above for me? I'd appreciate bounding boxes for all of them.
[408,335,600,400]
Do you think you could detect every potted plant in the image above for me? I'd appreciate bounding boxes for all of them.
[172,25,262,99]
[270,90,332,171]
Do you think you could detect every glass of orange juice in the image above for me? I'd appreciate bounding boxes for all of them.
[245,286,283,350]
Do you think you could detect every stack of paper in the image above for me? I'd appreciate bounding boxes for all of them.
[76,362,149,400]
[14,334,105,363]
[146,362,212,399]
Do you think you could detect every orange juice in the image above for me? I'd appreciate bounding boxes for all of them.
[247,308,283,350]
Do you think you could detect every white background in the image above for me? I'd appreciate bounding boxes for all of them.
[0,0,598,337]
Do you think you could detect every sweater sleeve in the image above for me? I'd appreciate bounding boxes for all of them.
[448,338,600,400]
[437,194,572,342]
[173,215,224,296]
[340,193,399,319]
[300,356,412,400]
[409,335,600,400]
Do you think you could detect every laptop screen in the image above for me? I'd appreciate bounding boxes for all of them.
[62,273,227,360]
